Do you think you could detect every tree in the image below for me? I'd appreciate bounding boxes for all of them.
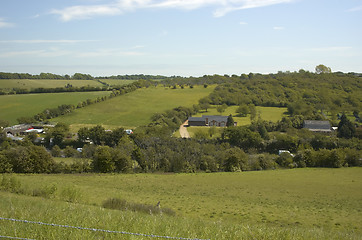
[216,104,227,114]
[226,114,234,127]
[223,148,247,172]
[51,145,62,157]
[315,64,331,74]
[249,104,257,121]
[337,114,355,139]
[236,104,249,117]
[93,146,114,173]
[199,97,211,112]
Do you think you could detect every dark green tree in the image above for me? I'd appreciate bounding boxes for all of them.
[337,114,355,139]
[92,146,114,173]
[226,114,234,127]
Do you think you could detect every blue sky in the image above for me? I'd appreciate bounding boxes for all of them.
[0,0,361,76]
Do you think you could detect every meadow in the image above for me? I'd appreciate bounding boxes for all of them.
[174,106,287,138]
[0,168,361,239]
[0,91,110,125]
[0,79,103,90]
[53,85,215,130]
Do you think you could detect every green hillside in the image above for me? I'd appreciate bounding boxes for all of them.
[0,79,103,90]
[1,168,361,239]
[0,91,110,125]
[53,85,215,129]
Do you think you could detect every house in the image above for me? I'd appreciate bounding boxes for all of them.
[303,120,332,133]
[188,115,229,127]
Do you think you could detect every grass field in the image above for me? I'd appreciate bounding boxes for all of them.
[53,85,215,130]
[178,106,287,138]
[99,79,136,86]
[0,91,110,125]
[0,168,361,239]
[195,105,288,125]
[0,79,104,90]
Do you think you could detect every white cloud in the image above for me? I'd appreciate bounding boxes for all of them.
[308,46,352,52]
[0,47,145,58]
[273,26,284,30]
[75,48,145,57]
[0,40,98,44]
[0,18,15,28]
[239,21,248,25]
[0,50,71,58]
[51,0,297,21]
[50,4,122,21]
[346,5,362,12]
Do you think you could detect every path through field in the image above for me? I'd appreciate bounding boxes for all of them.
[179,120,190,138]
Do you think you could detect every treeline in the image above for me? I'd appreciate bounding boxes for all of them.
[1,111,361,174]
[0,72,171,80]
[180,71,362,122]
[0,85,109,95]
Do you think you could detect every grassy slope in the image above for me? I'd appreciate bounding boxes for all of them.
[183,106,287,138]
[1,168,360,239]
[194,105,288,125]
[0,91,110,125]
[53,86,215,130]
[0,79,104,90]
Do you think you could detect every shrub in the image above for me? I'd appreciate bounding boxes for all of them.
[102,198,175,216]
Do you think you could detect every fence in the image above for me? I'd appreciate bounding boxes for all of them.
[0,217,210,240]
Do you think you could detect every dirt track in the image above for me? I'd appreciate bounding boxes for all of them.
[179,120,190,138]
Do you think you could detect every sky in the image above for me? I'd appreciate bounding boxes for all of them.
[0,0,361,77]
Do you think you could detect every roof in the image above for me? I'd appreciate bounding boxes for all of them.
[188,117,205,122]
[188,115,228,122]
[303,120,331,132]
[203,115,228,122]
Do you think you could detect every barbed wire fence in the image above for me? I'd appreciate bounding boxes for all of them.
[0,217,210,240]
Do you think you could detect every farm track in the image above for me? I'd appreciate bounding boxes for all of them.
[179,120,190,138]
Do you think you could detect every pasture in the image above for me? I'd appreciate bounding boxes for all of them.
[0,79,103,90]
[53,85,215,130]
[0,168,361,239]
[0,91,110,125]
[178,106,287,138]
[195,105,288,125]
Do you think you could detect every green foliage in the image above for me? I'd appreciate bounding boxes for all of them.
[226,114,234,127]
[92,146,114,173]
[4,145,54,173]
[102,198,176,216]
[0,175,21,193]
[63,146,78,157]
[224,127,263,150]
[337,114,356,138]
[223,148,247,172]
[51,145,61,157]
[315,64,332,74]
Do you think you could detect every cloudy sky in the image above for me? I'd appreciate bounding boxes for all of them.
[0,0,361,76]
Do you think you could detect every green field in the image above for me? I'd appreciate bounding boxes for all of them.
[0,168,361,239]
[53,85,215,130]
[180,106,287,138]
[99,79,136,86]
[194,105,288,125]
[0,79,104,90]
[0,91,110,125]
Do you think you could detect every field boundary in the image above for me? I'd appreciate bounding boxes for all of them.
[0,217,210,240]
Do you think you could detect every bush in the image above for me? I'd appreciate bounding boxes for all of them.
[102,198,175,216]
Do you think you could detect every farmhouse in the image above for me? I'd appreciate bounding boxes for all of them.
[188,115,229,127]
[303,120,332,133]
